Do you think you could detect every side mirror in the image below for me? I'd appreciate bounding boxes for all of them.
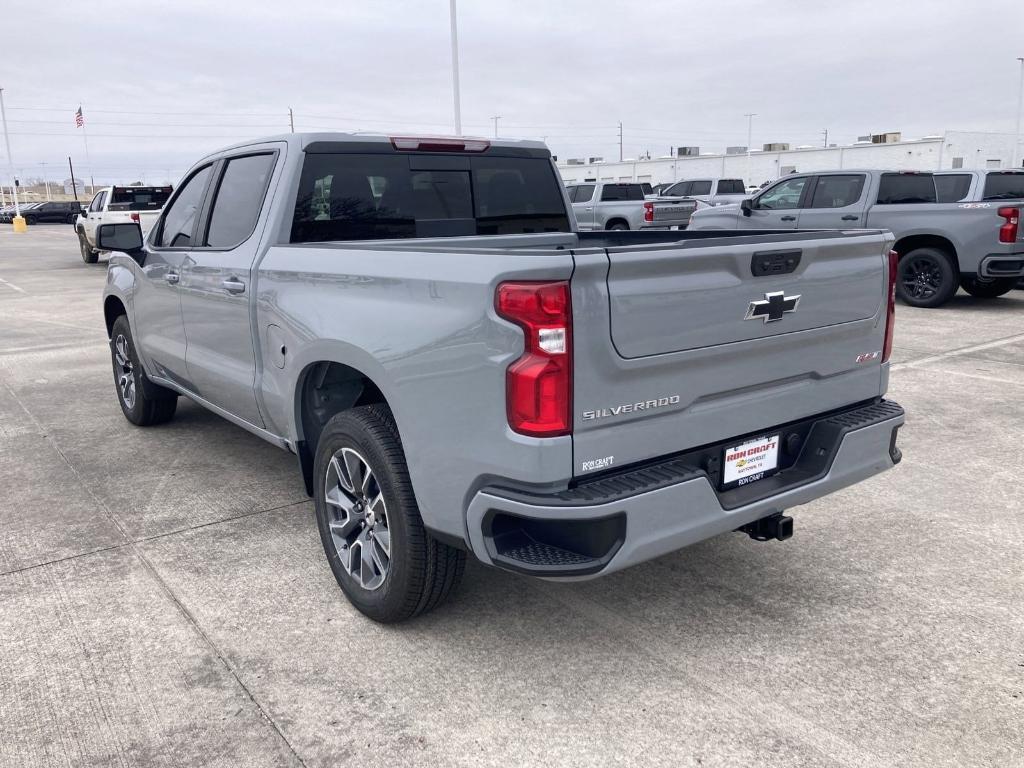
[97,222,144,254]
[740,198,753,217]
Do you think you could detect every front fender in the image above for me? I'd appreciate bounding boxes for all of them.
[103,255,138,337]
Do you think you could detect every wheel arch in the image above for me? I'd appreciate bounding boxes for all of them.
[604,217,630,230]
[103,295,128,338]
[293,359,392,496]
[892,233,958,267]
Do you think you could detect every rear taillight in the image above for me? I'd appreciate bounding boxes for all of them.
[495,281,572,437]
[643,202,654,223]
[882,249,898,363]
[998,206,1019,243]
[130,212,140,223]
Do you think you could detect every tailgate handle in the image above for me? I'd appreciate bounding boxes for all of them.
[751,250,802,277]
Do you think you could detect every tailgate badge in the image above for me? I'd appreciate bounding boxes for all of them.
[744,291,801,323]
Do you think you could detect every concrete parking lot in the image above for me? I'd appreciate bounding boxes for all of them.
[1,225,1022,767]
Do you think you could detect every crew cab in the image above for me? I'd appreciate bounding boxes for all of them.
[659,177,748,206]
[77,185,172,263]
[566,182,696,230]
[689,169,1024,307]
[100,133,904,623]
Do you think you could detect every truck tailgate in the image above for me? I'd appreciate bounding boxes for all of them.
[647,198,697,227]
[570,230,894,477]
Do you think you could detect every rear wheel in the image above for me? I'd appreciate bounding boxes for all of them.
[66,213,77,225]
[110,315,177,426]
[79,231,99,264]
[959,275,1017,299]
[607,221,629,231]
[896,248,958,308]
[314,405,465,623]
[24,215,36,225]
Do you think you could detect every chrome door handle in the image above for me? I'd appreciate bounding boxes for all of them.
[164,272,180,284]
[221,278,246,294]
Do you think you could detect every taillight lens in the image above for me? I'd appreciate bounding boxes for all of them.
[643,202,654,222]
[130,212,140,223]
[882,249,897,363]
[495,281,572,437]
[998,206,1019,243]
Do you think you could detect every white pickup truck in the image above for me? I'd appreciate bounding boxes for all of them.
[77,185,172,263]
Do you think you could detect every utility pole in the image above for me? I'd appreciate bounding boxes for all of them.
[0,87,23,228]
[41,162,50,200]
[618,121,623,162]
[490,115,501,137]
[822,128,829,148]
[289,107,295,133]
[68,156,79,206]
[1014,57,1024,168]
[744,113,756,185]
[449,0,462,135]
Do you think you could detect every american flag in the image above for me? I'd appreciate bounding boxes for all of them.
[75,107,84,128]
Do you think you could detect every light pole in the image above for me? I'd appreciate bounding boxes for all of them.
[744,113,757,185]
[1014,57,1024,168]
[449,0,462,135]
[0,87,23,231]
[41,162,51,201]
[491,116,501,137]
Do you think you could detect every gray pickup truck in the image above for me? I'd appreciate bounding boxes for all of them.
[689,169,1024,307]
[660,177,748,207]
[99,133,904,622]
[567,182,696,230]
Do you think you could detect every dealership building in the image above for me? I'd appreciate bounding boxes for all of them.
[556,130,1022,187]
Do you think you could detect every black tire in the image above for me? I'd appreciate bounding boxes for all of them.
[959,275,1017,299]
[110,315,177,426]
[66,214,77,225]
[79,231,99,264]
[25,216,36,225]
[314,405,465,623]
[607,221,629,231]
[896,247,958,308]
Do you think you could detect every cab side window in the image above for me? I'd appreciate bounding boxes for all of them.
[89,192,106,213]
[755,177,808,210]
[205,154,276,248]
[689,180,713,195]
[572,184,595,203]
[808,175,866,208]
[157,165,213,248]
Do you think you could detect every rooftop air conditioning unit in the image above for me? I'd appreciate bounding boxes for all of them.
[762,142,790,152]
[726,146,747,155]
[871,132,902,144]
[677,146,700,157]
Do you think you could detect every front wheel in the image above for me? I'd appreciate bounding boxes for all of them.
[896,248,958,308]
[24,216,36,225]
[959,275,1017,299]
[79,232,99,264]
[314,405,465,623]
[110,315,177,426]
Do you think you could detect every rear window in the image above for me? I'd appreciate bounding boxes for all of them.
[876,173,936,205]
[935,174,972,203]
[108,186,172,211]
[600,184,644,201]
[291,153,570,242]
[982,172,1024,201]
[716,179,745,194]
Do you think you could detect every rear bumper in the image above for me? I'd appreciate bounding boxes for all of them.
[465,399,904,579]
[978,254,1024,278]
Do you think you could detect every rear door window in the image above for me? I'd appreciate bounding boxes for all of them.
[599,184,643,201]
[935,174,972,203]
[876,173,936,204]
[205,154,277,248]
[689,180,713,195]
[809,175,866,208]
[290,153,571,242]
[982,172,1024,201]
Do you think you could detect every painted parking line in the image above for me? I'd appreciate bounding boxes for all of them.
[0,276,27,294]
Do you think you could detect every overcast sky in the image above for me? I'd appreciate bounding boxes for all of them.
[2,0,1023,185]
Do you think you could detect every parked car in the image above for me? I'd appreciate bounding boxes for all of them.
[1,202,44,223]
[659,178,748,206]
[76,185,173,263]
[934,169,1024,203]
[100,132,904,622]
[22,200,85,225]
[689,169,1024,307]
[567,182,696,230]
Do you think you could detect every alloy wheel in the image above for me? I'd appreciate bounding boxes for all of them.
[901,256,943,301]
[324,447,390,590]
[113,334,136,409]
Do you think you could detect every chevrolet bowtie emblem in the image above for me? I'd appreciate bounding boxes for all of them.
[744,291,801,323]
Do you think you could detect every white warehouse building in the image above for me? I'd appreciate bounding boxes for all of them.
[557,130,1022,187]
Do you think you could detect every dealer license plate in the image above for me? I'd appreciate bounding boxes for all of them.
[721,434,780,490]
